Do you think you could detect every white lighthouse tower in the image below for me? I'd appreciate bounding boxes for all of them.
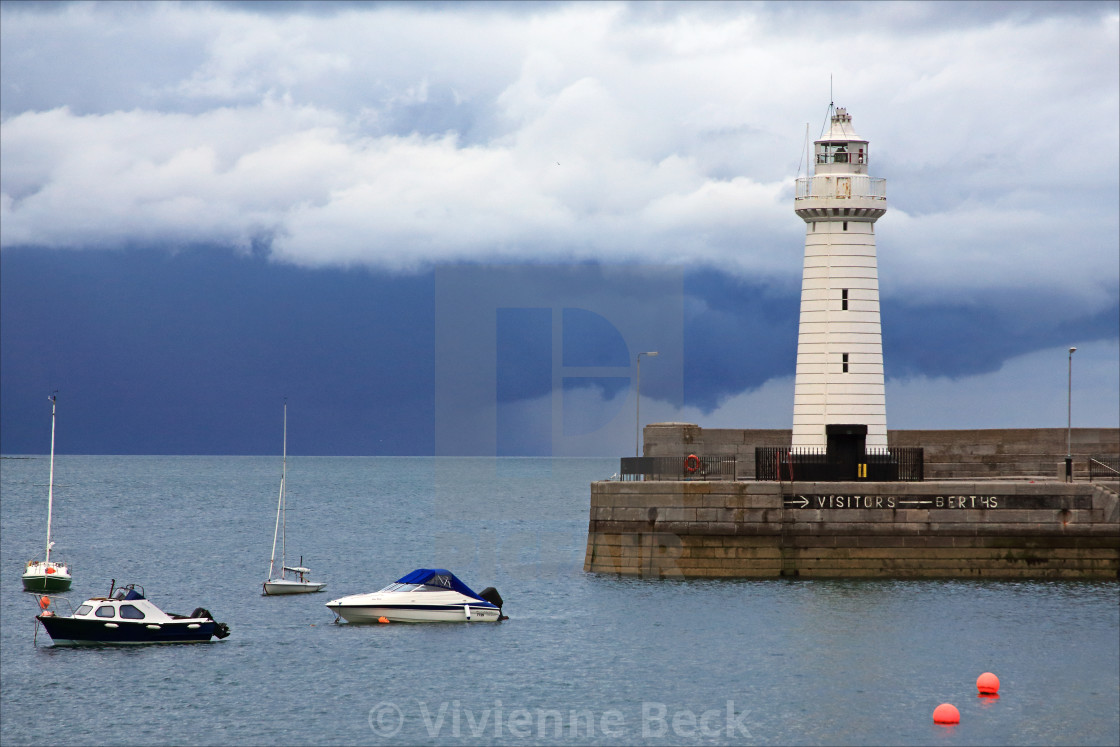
[792,107,888,450]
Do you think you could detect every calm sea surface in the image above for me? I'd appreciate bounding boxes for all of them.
[2,456,1117,746]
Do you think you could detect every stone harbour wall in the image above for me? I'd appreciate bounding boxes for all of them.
[584,479,1120,579]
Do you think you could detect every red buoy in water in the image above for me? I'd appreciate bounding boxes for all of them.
[39,596,50,609]
[933,703,960,724]
[378,616,390,624]
[977,672,1000,696]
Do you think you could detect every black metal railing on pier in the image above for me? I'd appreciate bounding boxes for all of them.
[755,447,924,482]
[619,455,737,481]
[1089,456,1119,481]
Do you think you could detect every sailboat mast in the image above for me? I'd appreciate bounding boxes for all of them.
[268,403,286,580]
[281,402,288,574]
[268,476,283,579]
[45,393,57,563]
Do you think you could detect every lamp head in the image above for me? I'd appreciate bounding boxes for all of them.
[1069,347,1077,354]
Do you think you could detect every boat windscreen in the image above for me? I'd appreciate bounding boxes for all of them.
[392,569,486,601]
[378,583,428,593]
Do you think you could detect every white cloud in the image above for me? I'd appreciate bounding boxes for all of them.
[1,1,1116,311]
[881,203,1120,314]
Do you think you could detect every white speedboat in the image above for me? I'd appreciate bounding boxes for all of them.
[35,582,230,645]
[326,569,505,623]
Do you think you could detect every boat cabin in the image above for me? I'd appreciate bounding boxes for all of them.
[69,595,177,623]
[62,585,202,623]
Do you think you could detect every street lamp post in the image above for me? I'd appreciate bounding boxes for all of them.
[636,351,659,457]
[1066,346,1076,482]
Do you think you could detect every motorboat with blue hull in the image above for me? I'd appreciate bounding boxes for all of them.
[326,569,506,623]
[35,582,230,645]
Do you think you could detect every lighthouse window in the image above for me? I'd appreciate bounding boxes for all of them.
[843,221,848,231]
[842,353,850,373]
[841,289,849,310]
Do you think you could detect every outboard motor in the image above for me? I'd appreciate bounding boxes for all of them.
[190,607,230,638]
[478,587,506,619]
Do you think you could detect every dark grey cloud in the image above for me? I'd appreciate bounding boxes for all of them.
[4,246,1112,454]
[0,246,436,455]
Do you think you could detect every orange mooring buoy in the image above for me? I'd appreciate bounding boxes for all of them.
[933,703,960,724]
[977,671,1000,696]
[378,616,390,624]
[39,596,50,610]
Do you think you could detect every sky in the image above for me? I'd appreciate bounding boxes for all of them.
[1,0,1117,456]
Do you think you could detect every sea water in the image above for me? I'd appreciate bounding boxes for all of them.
[1,455,1117,746]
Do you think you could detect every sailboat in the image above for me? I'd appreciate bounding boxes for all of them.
[22,393,73,593]
[263,403,325,595]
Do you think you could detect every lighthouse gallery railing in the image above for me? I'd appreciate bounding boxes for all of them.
[795,175,886,200]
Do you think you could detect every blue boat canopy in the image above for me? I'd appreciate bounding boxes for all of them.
[394,569,485,602]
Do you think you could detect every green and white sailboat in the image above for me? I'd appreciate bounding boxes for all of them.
[22,393,72,593]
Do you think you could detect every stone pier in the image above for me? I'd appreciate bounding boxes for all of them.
[584,479,1120,579]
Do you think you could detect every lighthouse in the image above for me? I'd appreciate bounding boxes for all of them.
[792,107,888,450]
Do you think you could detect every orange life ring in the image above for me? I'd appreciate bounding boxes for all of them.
[685,454,701,473]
